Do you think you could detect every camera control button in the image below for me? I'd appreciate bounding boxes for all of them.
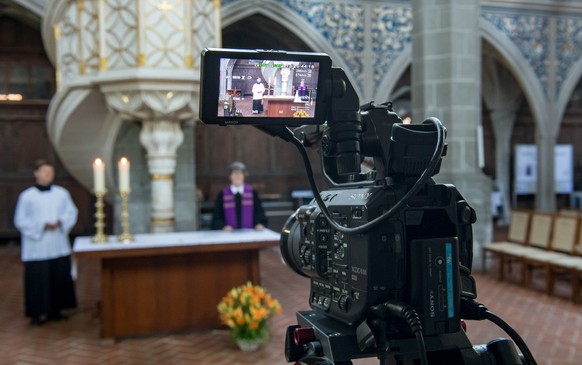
[323,297,331,309]
[338,295,349,311]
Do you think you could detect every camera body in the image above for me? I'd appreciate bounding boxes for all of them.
[282,180,477,337]
[200,47,476,338]
[199,48,527,365]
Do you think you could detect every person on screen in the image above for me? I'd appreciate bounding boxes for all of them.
[211,161,268,231]
[297,79,308,97]
[252,78,265,114]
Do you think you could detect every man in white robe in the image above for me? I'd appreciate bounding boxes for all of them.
[14,159,78,326]
[251,78,265,114]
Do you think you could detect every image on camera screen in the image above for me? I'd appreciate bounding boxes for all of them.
[217,57,321,119]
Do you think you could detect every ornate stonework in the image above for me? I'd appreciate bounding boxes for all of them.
[370,4,412,90]
[481,12,550,87]
[283,0,365,89]
[44,0,220,233]
[556,17,582,91]
[48,0,219,86]
[36,0,582,230]
[221,0,582,101]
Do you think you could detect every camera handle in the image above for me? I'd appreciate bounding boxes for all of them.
[255,88,446,238]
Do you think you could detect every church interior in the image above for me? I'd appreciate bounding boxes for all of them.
[1,0,582,364]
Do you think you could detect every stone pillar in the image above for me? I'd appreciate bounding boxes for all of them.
[103,89,196,232]
[536,121,559,212]
[412,0,491,270]
[43,0,221,233]
[139,120,184,232]
[535,18,559,213]
[482,55,522,225]
[490,108,517,223]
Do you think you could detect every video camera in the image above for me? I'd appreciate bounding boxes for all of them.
[199,48,536,365]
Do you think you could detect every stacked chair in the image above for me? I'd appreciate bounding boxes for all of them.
[483,209,582,303]
[527,216,582,303]
[482,210,531,281]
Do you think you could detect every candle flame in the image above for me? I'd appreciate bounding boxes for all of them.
[120,157,128,165]
[94,158,103,165]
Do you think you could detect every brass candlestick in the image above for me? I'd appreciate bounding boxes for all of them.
[118,190,134,243]
[91,190,109,243]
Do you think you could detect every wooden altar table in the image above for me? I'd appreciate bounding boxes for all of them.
[262,96,307,117]
[73,229,280,339]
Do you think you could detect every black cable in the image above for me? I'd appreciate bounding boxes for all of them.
[374,301,428,365]
[483,310,537,365]
[461,299,537,365]
[414,331,428,365]
[289,117,446,236]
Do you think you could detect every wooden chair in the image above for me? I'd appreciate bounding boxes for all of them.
[482,210,530,280]
[485,212,552,287]
[541,218,582,302]
[559,208,581,218]
[520,214,577,292]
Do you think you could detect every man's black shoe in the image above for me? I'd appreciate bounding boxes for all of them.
[30,317,44,327]
[47,312,68,321]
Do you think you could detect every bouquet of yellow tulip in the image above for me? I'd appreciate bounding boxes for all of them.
[217,282,282,347]
[293,109,309,118]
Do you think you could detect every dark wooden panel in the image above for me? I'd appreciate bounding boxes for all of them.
[11,120,54,173]
[0,111,101,238]
[0,17,97,239]
[195,119,324,204]
[238,126,273,172]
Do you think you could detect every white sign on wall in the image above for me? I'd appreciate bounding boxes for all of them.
[514,144,573,195]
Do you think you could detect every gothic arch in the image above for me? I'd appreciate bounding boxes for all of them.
[221,0,364,98]
[373,45,412,104]
[373,19,549,121]
[10,0,44,17]
[479,19,547,130]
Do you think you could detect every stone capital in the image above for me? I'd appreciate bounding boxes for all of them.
[103,89,196,123]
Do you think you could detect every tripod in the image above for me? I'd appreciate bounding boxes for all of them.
[285,310,526,365]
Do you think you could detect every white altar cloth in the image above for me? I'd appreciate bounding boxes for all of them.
[73,229,281,253]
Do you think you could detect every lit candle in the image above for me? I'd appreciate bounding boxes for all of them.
[93,158,106,193]
[118,157,130,192]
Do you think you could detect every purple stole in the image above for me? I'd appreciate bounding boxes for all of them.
[223,184,254,229]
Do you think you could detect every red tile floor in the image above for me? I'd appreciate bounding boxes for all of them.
[0,236,580,365]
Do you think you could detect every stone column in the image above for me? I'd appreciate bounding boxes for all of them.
[536,17,559,213]
[139,120,184,232]
[42,0,221,233]
[536,120,559,212]
[490,108,517,224]
[103,89,195,232]
[482,55,523,225]
[412,0,491,270]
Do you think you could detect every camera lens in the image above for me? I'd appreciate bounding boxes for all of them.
[280,212,309,277]
[281,205,320,278]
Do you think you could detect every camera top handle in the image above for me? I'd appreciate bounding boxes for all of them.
[257,67,445,235]
[258,67,446,236]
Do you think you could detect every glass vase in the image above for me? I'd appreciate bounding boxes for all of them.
[234,327,269,352]
[235,337,265,352]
